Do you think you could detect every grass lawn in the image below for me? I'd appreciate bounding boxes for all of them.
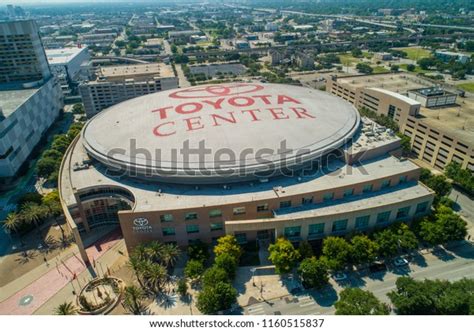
[362,51,373,59]
[457,82,474,93]
[393,47,432,61]
[399,64,432,74]
[338,53,359,65]
[372,66,390,74]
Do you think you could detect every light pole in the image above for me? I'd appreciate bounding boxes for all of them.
[250,267,257,287]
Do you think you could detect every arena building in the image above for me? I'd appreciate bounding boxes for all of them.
[59,83,435,262]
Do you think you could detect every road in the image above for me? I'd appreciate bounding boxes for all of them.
[244,243,474,315]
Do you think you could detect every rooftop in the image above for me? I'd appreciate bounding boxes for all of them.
[97,63,175,80]
[335,73,430,92]
[45,47,87,65]
[0,88,39,119]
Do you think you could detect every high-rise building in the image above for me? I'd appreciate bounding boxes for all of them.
[0,20,63,184]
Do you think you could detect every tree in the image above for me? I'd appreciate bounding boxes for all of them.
[418,57,436,70]
[36,157,59,179]
[322,237,352,270]
[356,63,373,74]
[184,259,205,281]
[374,229,400,258]
[214,235,242,261]
[298,257,329,289]
[268,237,301,274]
[350,235,379,265]
[177,278,188,297]
[202,266,230,287]
[21,202,46,230]
[406,64,416,72]
[298,241,314,259]
[351,48,363,58]
[335,288,390,315]
[214,253,238,279]
[160,244,180,268]
[187,241,209,262]
[142,262,167,294]
[71,103,85,114]
[196,282,237,314]
[2,212,24,234]
[123,285,146,315]
[445,162,474,195]
[390,64,399,72]
[54,301,78,315]
[426,175,452,197]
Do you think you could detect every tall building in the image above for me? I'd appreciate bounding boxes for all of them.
[0,20,63,183]
[79,63,178,118]
[326,73,473,172]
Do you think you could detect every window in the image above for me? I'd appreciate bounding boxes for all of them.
[302,196,313,205]
[279,200,292,208]
[323,192,334,202]
[363,184,373,193]
[399,175,408,184]
[235,233,247,244]
[162,227,175,236]
[210,222,223,231]
[257,204,269,212]
[416,201,429,214]
[355,215,370,229]
[396,206,411,220]
[332,219,348,232]
[388,104,396,119]
[381,179,391,189]
[343,188,354,198]
[160,214,173,223]
[376,211,391,224]
[233,207,246,215]
[308,223,325,235]
[186,224,199,234]
[185,212,198,220]
[284,226,301,238]
[209,209,222,218]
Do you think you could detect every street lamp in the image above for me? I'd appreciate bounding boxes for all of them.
[250,267,257,287]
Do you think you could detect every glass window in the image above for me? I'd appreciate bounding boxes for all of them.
[210,222,223,231]
[388,104,396,119]
[186,224,199,234]
[399,175,408,184]
[162,227,175,236]
[343,188,354,198]
[376,211,391,224]
[302,196,313,205]
[396,206,411,220]
[355,215,370,229]
[279,200,292,208]
[257,204,269,212]
[284,226,301,237]
[185,212,198,220]
[323,192,334,202]
[233,207,246,215]
[416,201,429,214]
[332,219,348,232]
[209,209,222,218]
[160,214,173,223]
[381,179,391,189]
[363,184,373,193]
[235,233,247,244]
[308,223,325,235]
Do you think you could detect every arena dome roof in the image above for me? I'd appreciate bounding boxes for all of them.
[82,83,360,184]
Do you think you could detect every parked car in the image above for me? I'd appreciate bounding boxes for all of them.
[393,257,409,267]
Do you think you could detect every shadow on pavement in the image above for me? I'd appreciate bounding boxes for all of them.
[409,251,428,268]
[444,241,474,260]
[432,247,456,261]
[309,285,338,307]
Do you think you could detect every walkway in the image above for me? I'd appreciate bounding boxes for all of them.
[0,231,121,314]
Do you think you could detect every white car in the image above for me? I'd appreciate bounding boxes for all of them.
[332,272,348,281]
[393,257,409,267]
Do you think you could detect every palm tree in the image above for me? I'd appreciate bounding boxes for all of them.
[2,212,24,234]
[160,244,180,268]
[54,301,78,315]
[143,263,167,294]
[21,202,44,229]
[145,241,164,263]
[123,285,146,315]
[127,254,147,287]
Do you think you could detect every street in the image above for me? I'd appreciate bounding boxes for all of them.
[244,242,474,315]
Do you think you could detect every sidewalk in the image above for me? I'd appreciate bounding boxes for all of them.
[0,230,122,315]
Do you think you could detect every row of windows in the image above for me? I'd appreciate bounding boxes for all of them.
[161,222,224,236]
[282,201,429,239]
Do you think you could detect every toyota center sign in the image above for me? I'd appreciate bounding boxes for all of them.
[132,217,153,233]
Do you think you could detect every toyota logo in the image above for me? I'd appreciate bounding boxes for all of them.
[133,217,149,227]
[169,83,264,99]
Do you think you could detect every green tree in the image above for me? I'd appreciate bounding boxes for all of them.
[2,212,24,234]
[214,235,242,261]
[214,253,238,279]
[322,237,352,270]
[356,62,373,74]
[196,282,237,314]
[406,64,416,72]
[351,48,363,58]
[202,266,230,287]
[54,301,78,315]
[390,64,399,72]
[298,257,329,289]
[184,259,205,281]
[418,57,436,70]
[298,241,314,259]
[374,229,400,258]
[187,241,209,262]
[335,288,390,315]
[350,235,379,265]
[36,157,59,178]
[123,285,146,315]
[177,278,188,297]
[268,237,301,274]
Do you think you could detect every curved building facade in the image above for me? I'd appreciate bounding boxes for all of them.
[59,83,434,261]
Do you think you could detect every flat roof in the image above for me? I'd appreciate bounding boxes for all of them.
[45,47,87,65]
[369,87,421,106]
[82,83,360,184]
[98,63,175,79]
[0,88,38,118]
